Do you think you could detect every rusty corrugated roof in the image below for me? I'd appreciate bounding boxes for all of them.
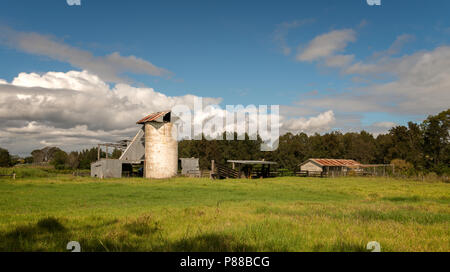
[136,111,170,124]
[307,158,361,167]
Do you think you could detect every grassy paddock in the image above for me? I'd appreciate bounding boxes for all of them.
[0,175,448,252]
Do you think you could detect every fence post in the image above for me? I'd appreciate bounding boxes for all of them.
[211,160,215,179]
[12,172,16,180]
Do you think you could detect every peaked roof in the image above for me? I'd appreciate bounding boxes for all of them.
[301,158,361,167]
[136,111,170,124]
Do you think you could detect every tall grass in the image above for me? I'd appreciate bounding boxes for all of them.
[0,176,448,252]
[0,167,53,178]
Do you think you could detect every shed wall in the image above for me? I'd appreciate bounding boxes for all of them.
[91,159,123,178]
[180,158,200,175]
[300,161,323,172]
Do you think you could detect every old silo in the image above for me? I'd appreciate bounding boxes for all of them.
[137,111,178,179]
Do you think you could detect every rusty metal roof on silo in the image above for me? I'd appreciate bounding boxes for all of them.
[136,111,170,124]
[307,158,361,167]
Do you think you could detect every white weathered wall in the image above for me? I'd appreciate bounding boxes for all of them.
[91,159,123,178]
[91,160,104,178]
[300,161,323,172]
[144,122,178,179]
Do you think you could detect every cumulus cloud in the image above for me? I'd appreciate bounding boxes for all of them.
[0,70,220,155]
[0,26,172,83]
[296,29,356,62]
[0,70,334,155]
[281,110,335,134]
[341,46,450,114]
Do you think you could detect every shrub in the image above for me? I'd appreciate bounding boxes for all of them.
[391,159,414,176]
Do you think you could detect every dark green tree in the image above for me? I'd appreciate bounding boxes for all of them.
[0,147,11,167]
[422,110,449,174]
[50,150,68,170]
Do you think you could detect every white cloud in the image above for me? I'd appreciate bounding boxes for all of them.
[372,34,415,58]
[0,70,220,155]
[342,46,450,114]
[11,70,109,91]
[297,29,356,62]
[0,70,222,131]
[0,70,334,155]
[324,54,355,68]
[281,110,335,134]
[296,29,450,117]
[0,26,172,83]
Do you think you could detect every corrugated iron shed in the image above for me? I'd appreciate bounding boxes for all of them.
[136,111,170,124]
[307,159,361,167]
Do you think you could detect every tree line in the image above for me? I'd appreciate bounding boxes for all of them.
[1,109,448,176]
[0,146,122,170]
[179,109,449,175]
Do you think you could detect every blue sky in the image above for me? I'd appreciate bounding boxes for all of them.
[0,0,449,155]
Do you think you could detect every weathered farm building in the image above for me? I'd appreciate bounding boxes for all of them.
[91,159,124,179]
[299,159,361,177]
[91,111,178,179]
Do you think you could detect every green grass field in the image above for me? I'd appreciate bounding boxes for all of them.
[0,175,448,252]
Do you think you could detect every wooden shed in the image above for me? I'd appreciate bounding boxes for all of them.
[299,159,361,177]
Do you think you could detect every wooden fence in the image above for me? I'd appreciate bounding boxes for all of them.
[211,162,239,179]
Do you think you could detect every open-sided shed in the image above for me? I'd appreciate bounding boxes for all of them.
[227,160,277,178]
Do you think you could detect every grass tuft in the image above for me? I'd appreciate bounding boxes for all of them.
[124,214,161,236]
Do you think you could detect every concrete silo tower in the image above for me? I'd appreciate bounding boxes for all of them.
[137,111,178,179]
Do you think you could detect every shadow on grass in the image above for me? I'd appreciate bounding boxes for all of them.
[36,217,66,232]
[313,241,367,252]
[0,217,69,251]
[166,233,256,252]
